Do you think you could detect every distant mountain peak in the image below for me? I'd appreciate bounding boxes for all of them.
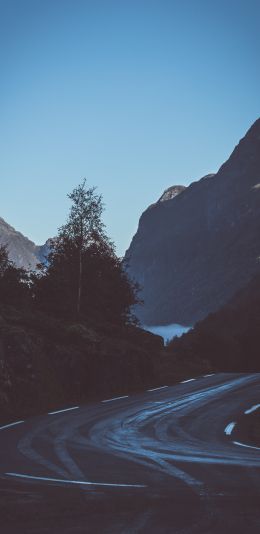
[158,185,186,203]
[0,217,49,270]
[0,217,35,245]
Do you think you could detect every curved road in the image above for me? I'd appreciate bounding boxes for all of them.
[0,373,260,533]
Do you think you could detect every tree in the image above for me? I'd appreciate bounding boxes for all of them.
[59,179,105,315]
[0,245,30,306]
[33,180,140,325]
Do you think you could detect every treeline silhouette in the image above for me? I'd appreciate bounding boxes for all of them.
[2,180,258,423]
[0,180,139,327]
[167,273,260,372]
[0,181,164,422]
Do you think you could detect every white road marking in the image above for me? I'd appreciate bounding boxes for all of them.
[244,404,260,415]
[0,420,24,431]
[233,441,260,451]
[203,374,215,377]
[48,406,79,415]
[224,422,236,435]
[102,395,129,403]
[181,378,196,384]
[5,472,146,488]
[147,386,168,392]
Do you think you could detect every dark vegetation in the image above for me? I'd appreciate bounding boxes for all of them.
[0,181,140,329]
[32,180,140,325]
[1,179,259,423]
[167,274,260,372]
[0,181,142,326]
[0,181,166,422]
[0,304,164,423]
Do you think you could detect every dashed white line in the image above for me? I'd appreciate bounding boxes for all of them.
[233,441,260,451]
[102,395,129,403]
[244,404,260,415]
[48,406,79,415]
[0,420,24,431]
[203,374,215,378]
[5,472,146,488]
[147,386,168,392]
[224,422,236,435]
[181,378,196,384]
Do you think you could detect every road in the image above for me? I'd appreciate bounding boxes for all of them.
[0,373,260,533]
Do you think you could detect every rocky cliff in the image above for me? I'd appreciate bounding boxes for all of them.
[125,119,260,325]
[0,218,48,269]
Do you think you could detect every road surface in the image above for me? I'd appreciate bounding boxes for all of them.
[0,373,259,533]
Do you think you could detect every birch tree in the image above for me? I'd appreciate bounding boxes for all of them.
[59,179,104,315]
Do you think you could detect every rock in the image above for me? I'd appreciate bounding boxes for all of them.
[0,218,49,270]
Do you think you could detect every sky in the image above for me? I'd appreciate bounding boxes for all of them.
[0,0,259,256]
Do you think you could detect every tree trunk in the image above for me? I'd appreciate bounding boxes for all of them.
[77,247,82,316]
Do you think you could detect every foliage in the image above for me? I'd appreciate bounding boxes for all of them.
[59,179,105,315]
[166,273,260,372]
[0,245,30,306]
[32,180,139,325]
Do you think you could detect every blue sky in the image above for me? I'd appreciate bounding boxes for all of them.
[0,0,259,255]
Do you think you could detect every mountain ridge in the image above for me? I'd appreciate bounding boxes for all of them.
[125,118,260,326]
[0,217,48,270]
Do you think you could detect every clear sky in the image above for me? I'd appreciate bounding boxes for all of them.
[0,0,259,256]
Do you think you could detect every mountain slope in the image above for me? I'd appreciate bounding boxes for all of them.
[166,273,260,372]
[125,119,260,325]
[0,217,48,269]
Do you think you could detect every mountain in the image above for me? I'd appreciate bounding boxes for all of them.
[0,217,48,270]
[166,272,260,372]
[125,119,260,326]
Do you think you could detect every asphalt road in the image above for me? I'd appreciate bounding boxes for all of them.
[0,373,260,533]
